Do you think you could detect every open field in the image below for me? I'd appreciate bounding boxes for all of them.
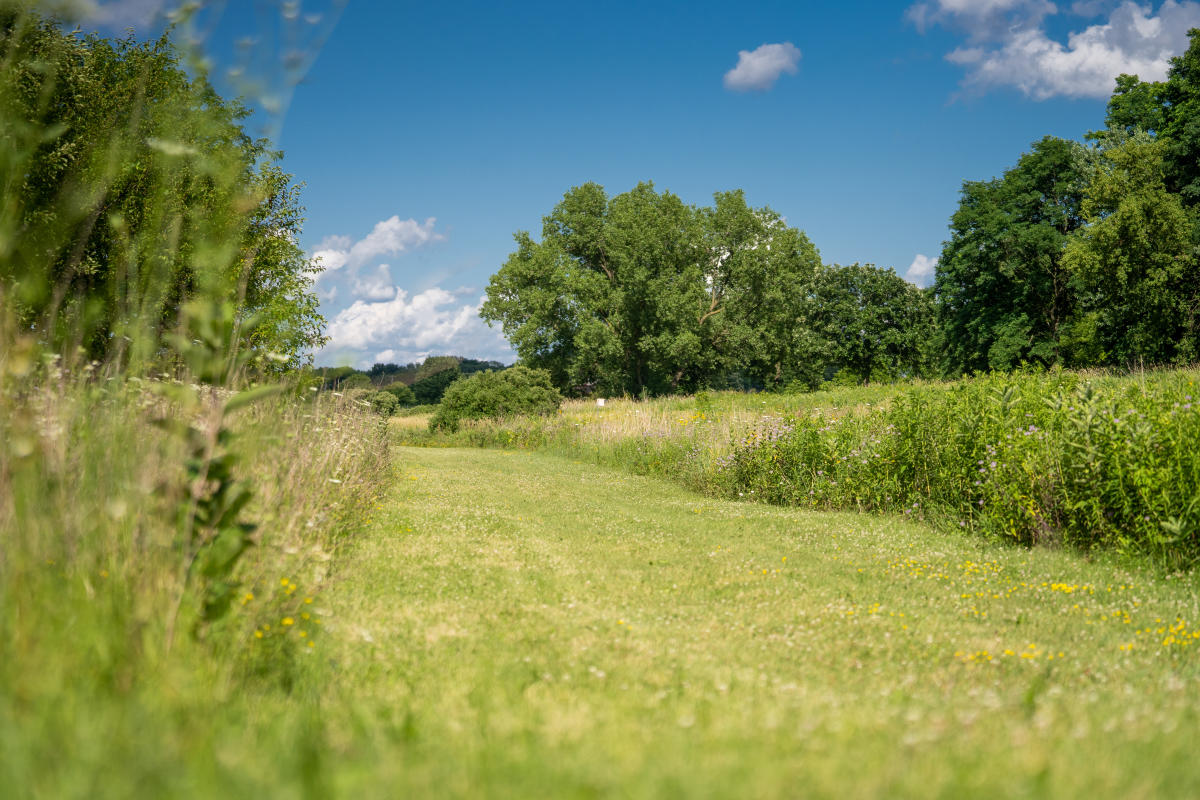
[398,368,1200,565]
[8,441,1200,796]
[283,447,1200,796]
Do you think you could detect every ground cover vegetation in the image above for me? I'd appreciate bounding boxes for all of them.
[1,4,391,793]
[6,2,1200,795]
[306,448,1200,797]
[402,367,1200,567]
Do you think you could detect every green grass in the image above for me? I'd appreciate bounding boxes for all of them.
[400,368,1200,564]
[7,438,1200,797]
[324,447,1198,797]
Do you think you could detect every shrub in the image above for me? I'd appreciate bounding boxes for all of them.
[370,390,399,417]
[429,366,562,432]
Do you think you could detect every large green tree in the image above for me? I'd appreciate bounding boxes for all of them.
[481,182,822,396]
[809,263,935,384]
[0,6,324,369]
[1062,133,1199,364]
[933,136,1086,375]
[1101,29,1200,223]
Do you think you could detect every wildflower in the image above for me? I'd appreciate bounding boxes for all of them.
[282,617,295,626]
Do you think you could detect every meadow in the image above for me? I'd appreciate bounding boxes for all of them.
[399,368,1200,567]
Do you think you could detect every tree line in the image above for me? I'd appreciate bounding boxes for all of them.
[482,183,933,396]
[484,31,1200,395]
[935,32,1200,374]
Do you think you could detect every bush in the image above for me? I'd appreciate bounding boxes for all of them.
[370,391,399,416]
[429,366,562,432]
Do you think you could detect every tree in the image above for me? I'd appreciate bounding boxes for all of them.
[1099,30,1200,216]
[383,381,417,406]
[411,367,460,404]
[0,7,325,370]
[933,137,1086,375]
[1062,133,1199,364]
[810,264,935,383]
[481,182,822,396]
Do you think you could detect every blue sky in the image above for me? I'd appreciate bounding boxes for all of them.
[81,0,1200,366]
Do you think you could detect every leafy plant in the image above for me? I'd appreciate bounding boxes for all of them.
[155,300,281,642]
[369,390,399,416]
[429,366,561,432]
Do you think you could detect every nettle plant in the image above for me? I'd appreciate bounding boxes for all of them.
[155,299,282,643]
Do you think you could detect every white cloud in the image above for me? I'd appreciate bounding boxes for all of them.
[77,0,177,28]
[352,264,399,301]
[310,217,443,276]
[913,1,1200,99]
[319,287,512,367]
[907,0,1055,38]
[374,349,399,364]
[723,42,802,92]
[906,253,939,285]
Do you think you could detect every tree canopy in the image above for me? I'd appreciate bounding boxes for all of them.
[811,264,935,384]
[933,136,1085,375]
[481,182,823,395]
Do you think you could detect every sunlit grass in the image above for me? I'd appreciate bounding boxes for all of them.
[317,447,1200,797]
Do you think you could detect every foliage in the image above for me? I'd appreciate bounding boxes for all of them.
[411,365,460,404]
[340,373,372,391]
[409,368,1200,566]
[1062,132,1199,365]
[369,389,398,416]
[383,381,416,406]
[1103,30,1200,207]
[810,263,935,384]
[481,182,823,396]
[429,365,561,432]
[934,136,1085,375]
[0,360,390,793]
[0,6,324,371]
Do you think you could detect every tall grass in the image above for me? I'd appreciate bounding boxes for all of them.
[0,354,390,792]
[404,368,1200,566]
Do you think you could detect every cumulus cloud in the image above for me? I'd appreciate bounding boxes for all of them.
[319,287,512,367]
[906,253,939,285]
[723,42,802,92]
[351,264,399,302]
[910,0,1200,99]
[311,217,443,276]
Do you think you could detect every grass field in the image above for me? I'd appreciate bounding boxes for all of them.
[398,368,1200,565]
[7,440,1200,796]
[319,448,1200,796]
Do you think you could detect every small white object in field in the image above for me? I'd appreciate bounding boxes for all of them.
[597,398,606,407]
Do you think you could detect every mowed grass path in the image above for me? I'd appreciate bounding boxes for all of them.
[324,447,1200,798]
